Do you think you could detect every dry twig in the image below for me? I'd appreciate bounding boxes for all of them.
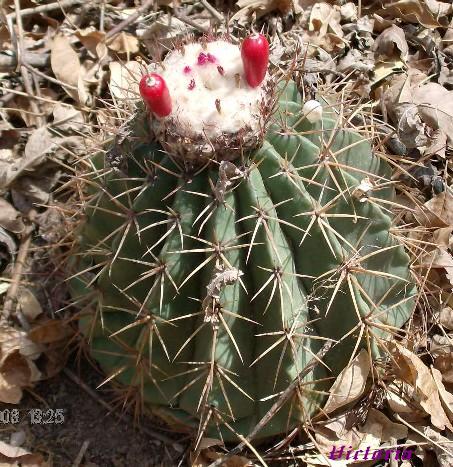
[3,210,37,321]
[105,0,155,40]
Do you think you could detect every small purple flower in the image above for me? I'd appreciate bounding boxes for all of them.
[217,65,225,76]
[197,52,217,65]
[188,79,196,90]
[197,53,209,65]
[183,65,192,74]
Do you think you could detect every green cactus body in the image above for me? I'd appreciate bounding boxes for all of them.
[72,78,416,441]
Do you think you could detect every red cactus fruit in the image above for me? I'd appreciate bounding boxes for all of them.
[139,73,172,117]
[241,33,269,88]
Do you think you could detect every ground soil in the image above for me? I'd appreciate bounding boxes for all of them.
[0,356,187,467]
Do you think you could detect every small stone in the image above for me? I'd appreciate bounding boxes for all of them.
[302,100,323,123]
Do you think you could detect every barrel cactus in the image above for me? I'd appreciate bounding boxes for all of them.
[70,33,416,442]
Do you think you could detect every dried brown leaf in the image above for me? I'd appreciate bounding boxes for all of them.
[231,0,296,23]
[0,371,24,404]
[0,199,24,234]
[373,24,409,60]
[384,69,427,108]
[412,82,453,145]
[444,18,453,56]
[431,367,453,422]
[439,307,453,330]
[323,349,371,413]
[51,34,89,105]
[309,2,343,37]
[28,319,72,345]
[191,440,252,467]
[360,408,408,442]
[109,61,143,101]
[0,439,48,466]
[0,227,16,259]
[383,70,430,148]
[76,28,106,58]
[0,324,42,404]
[424,0,453,16]
[315,413,362,451]
[389,342,453,431]
[434,353,453,383]
[370,0,451,28]
[52,103,84,133]
[337,49,374,74]
[418,426,453,467]
[8,88,59,127]
[11,165,62,211]
[425,129,447,158]
[417,190,453,228]
[312,409,407,464]
[386,381,420,413]
[107,32,139,55]
[17,288,43,322]
[340,2,357,22]
[137,15,192,50]
[431,334,452,357]
[0,127,54,190]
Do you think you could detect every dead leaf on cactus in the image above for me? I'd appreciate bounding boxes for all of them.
[323,349,371,414]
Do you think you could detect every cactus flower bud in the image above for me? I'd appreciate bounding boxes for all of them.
[139,73,172,117]
[241,33,269,88]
